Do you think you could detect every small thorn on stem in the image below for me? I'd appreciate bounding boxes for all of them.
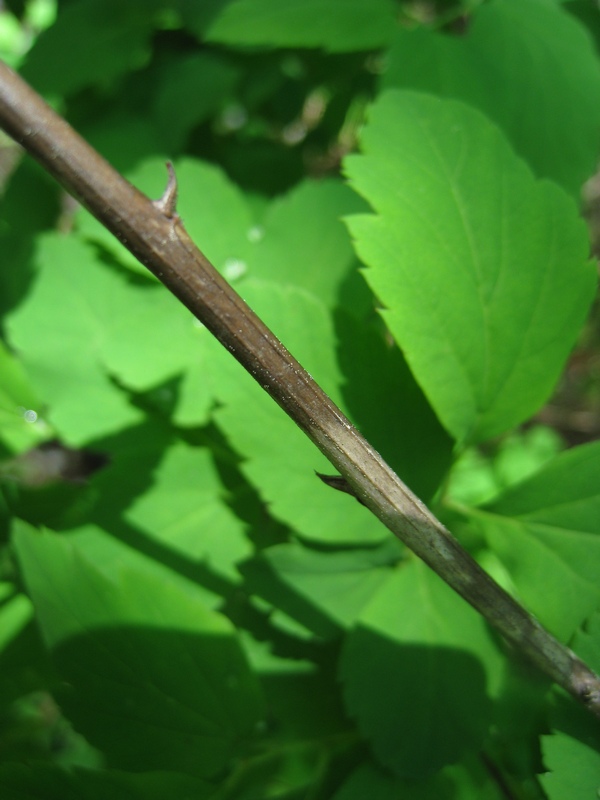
[316,472,366,506]
[153,160,178,219]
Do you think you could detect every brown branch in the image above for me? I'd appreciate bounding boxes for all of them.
[0,59,598,718]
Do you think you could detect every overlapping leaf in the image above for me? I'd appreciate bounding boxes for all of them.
[340,559,503,779]
[21,0,161,95]
[0,339,46,453]
[6,234,144,443]
[345,90,595,445]
[468,441,600,640]
[332,759,505,799]
[241,540,401,639]
[206,0,397,52]
[383,0,600,196]
[245,179,369,311]
[125,440,251,582]
[541,613,600,799]
[13,522,264,778]
[206,278,388,544]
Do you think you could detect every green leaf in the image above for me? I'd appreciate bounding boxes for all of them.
[0,764,217,800]
[205,0,397,52]
[383,0,600,196]
[151,53,240,152]
[241,541,400,639]
[0,339,48,453]
[6,234,143,444]
[332,758,506,799]
[541,729,600,799]
[21,0,160,96]
[13,523,264,778]
[0,584,31,646]
[470,441,600,640]
[242,633,348,740]
[207,279,388,544]
[340,559,502,779]
[247,179,369,311]
[124,440,252,583]
[540,613,600,799]
[6,224,215,439]
[335,310,453,502]
[345,90,595,444]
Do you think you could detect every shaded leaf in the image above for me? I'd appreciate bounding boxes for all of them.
[21,0,160,96]
[206,0,397,52]
[0,763,216,800]
[152,52,240,152]
[335,310,453,502]
[332,758,506,799]
[383,0,600,196]
[540,613,600,798]
[340,560,502,779]
[13,523,264,778]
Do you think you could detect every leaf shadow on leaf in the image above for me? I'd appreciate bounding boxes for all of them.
[8,416,244,600]
[540,687,600,798]
[333,308,453,503]
[1,160,60,323]
[547,689,600,757]
[239,556,344,642]
[341,627,492,779]
[52,626,263,780]
[190,420,293,552]
[86,422,247,600]
[6,416,173,532]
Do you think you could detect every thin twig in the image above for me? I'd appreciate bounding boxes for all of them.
[0,59,598,718]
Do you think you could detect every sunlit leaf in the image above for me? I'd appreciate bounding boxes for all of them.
[345,90,595,444]
[470,441,600,640]
[125,440,251,582]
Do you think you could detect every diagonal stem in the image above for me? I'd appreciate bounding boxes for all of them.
[0,59,598,719]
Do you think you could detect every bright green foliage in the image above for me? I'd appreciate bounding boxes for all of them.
[1,0,599,797]
[466,441,600,640]
[345,90,596,444]
[0,340,44,452]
